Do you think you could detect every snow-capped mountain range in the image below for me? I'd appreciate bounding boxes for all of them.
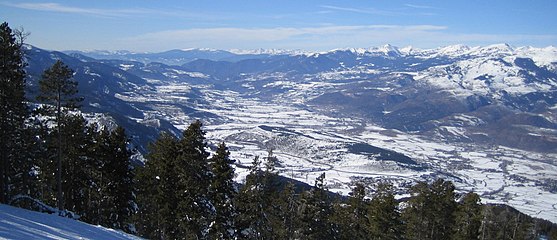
[23,43,557,223]
[68,43,557,65]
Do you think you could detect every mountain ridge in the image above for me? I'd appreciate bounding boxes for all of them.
[63,43,557,66]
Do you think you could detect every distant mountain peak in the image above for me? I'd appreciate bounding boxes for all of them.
[398,45,417,55]
[471,43,515,56]
[437,44,471,55]
[373,44,401,57]
[179,48,223,52]
[228,48,306,55]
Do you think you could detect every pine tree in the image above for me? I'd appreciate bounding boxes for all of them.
[135,121,215,239]
[208,142,236,239]
[36,60,82,211]
[274,180,299,239]
[175,120,212,238]
[111,127,136,232]
[235,156,272,239]
[81,124,104,224]
[430,179,457,239]
[135,131,180,239]
[92,127,136,233]
[368,182,402,240]
[59,114,92,216]
[453,192,482,240]
[330,197,350,239]
[0,22,28,204]
[259,149,287,239]
[235,156,261,239]
[297,173,335,239]
[11,122,42,200]
[403,179,457,240]
[349,183,370,239]
[35,119,58,208]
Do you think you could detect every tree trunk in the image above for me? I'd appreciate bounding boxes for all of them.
[57,90,63,211]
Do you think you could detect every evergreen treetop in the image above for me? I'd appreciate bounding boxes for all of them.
[37,60,83,113]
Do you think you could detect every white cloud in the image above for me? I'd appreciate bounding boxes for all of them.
[114,24,557,52]
[320,5,401,16]
[2,2,150,17]
[404,4,437,9]
[116,25,451,51]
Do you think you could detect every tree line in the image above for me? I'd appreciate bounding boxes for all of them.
[135,126,557,239]
[1,21,556,239]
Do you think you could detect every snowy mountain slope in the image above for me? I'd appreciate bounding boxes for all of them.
[413,51,557,97]
[0,204,141,240]
[24,46,181,153]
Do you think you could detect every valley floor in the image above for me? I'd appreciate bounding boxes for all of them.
[190,88,557,223]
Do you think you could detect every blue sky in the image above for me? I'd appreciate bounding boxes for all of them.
[1,0,556,52]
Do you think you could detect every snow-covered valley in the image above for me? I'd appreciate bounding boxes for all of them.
[116,81,557,223]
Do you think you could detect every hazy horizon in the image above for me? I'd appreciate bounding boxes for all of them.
[2,1,556,52]
[29,43,557,54]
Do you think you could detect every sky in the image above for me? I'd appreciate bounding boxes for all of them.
[1,0,556,52]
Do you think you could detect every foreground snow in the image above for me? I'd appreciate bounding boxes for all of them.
[0,204,141,240]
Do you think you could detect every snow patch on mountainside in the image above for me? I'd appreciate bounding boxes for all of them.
[0,204,141,240]
[414,54,556,97]
[516,46,557,66]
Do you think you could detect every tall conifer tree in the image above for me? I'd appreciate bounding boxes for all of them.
[403,179,457,240]
[136,121,214,239]
[274,181,299,239]
[175,120,212,238]
[92,127,135,232]
[208,142,236,239]
[297,173,335,239]
[135,131,180,239]
[453,192,482,240]
[37,60,82,211]
[58,114,91,216]
[347,183,370,239]
[235,156,270,239]
[0,22,28,203]
[368,182,402,240]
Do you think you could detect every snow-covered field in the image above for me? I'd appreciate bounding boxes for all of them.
[205,89,557,222]
[0,204,141,240]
